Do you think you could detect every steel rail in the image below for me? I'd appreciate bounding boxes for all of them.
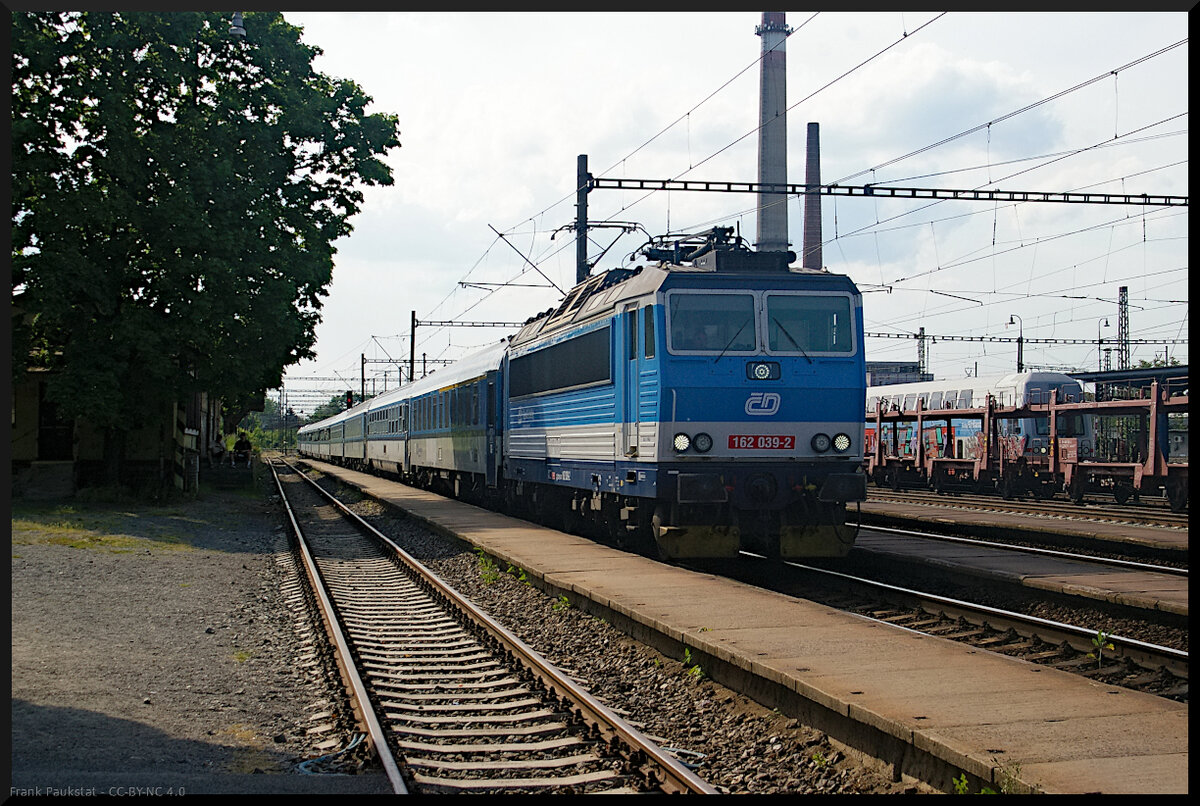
[865,488,1189,529]
[269,461,409,794]
[860,523,1187,576]
[280,458,718,795]
[758,553,1188,679]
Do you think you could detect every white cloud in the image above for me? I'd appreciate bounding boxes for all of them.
[279,11,1187,386]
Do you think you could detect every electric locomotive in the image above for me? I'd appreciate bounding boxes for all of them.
[500,227,866,559]
[299,227,868,560]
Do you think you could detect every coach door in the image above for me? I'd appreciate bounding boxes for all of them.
[622,304,641,458]
[485,371,499,487]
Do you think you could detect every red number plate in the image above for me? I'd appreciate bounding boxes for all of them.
[728,434,795,450]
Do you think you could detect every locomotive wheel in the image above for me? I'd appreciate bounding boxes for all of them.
[998,474,1015,500]
[1113,482,1133,505]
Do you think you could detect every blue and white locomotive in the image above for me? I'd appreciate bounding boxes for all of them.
[299,228,867,559]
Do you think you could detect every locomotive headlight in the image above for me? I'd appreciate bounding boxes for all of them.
[832,433,852,453]
[673,433,692,452]
[810,433,831,453]
[694,432,713,453]
[746,361,780,381]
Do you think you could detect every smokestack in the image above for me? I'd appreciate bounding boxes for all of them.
[755,12,791,253]
[802,122,823,270]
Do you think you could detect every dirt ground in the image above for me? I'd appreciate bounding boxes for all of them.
[7,470,391,796]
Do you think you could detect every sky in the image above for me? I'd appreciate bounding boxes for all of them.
[273,11,1189,414]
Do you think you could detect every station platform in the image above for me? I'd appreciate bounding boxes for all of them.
[299,459,1188,795]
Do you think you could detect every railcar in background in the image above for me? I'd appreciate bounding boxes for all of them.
[864,371,1093,497]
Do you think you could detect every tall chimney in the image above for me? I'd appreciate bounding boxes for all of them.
[802,122,823,270]
[755,12,791,253]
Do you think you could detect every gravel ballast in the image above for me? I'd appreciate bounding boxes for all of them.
[9,468,930,795]
[315,476,932,795]
[9,475,390,796]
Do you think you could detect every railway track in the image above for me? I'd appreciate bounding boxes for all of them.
[865,487,1189,529]
[270,459,717,795]
[862,523,1188,575]
[740,552,1189,702]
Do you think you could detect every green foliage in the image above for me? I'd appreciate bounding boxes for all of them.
[308,393,354,423]
[237,395,300,451]
[1135,356,1181,368]
[552,595,571,611]
[682,647,705,680]
[11,11,400,455]
[475,547,501,584]
[1086,629,1115,668]
[952,759,1023,795]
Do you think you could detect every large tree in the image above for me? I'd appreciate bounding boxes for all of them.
[11,11,400,478]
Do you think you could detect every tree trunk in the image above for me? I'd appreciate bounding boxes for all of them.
[102,427,127,488]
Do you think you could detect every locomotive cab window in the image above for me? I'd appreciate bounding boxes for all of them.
[765,294,854,354]
[668,293,755,353]
[643,306,655,359]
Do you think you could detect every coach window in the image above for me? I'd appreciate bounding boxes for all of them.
[668,293,755,353]
[643,306,655,358]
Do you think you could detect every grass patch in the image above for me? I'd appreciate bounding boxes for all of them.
[10,503,200,553]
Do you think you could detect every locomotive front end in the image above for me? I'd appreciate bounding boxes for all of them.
[652,259,867,559]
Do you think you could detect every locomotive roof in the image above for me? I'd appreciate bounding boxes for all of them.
[510,260,858,350]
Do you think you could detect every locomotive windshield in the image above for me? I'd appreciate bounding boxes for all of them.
[669,293,756,353]
[1037,413,1088,437]
[765,294,853,354]
[666,290,856,356]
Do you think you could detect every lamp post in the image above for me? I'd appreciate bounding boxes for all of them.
[1007,314,1024,373]
[1096,317,1110,372]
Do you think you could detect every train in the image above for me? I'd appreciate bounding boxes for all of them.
[299,227,868,560]
[863,371,1095,497]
